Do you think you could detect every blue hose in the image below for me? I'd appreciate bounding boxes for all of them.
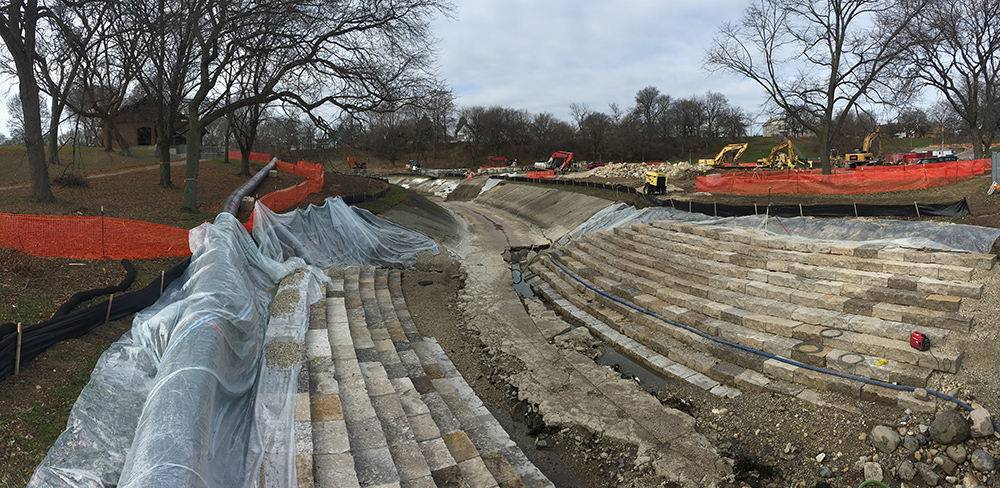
[546,257,1000,433]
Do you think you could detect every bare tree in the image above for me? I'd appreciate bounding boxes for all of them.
[0,0,53,201]
[901,0,1000,158]
[228,103,266,175]
[706,0,928,173]
[176,0,450,212]
[578,111,613,161]
[631,86,670,161]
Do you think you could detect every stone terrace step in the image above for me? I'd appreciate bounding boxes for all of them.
[559,239,957,379]
[298,265,549,488]
[654,220,996,271]
[531,256,937,414]
[615,226,983,320]
[385,270,553,488]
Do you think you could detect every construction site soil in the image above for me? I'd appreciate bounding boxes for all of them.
[3,160,1000,487]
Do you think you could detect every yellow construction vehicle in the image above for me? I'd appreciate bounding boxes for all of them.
[644,171,669,195]
[757,139,809,169]
[843,127,882,167]
[698,142,748,166]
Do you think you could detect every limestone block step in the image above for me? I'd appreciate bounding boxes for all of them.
[532,257,939,413]
[647,219,995,271]
[557,240,959,375]
[602,227,981,317]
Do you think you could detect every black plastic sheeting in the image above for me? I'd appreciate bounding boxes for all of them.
[656,197,972,218]
[493,174,971,218]
[0,257,191,381]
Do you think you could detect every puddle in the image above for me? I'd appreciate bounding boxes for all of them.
[510,262,536,299]
[595,346,667,393]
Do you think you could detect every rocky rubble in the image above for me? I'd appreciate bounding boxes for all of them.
[587,161,707,180]
[857,408,999,487]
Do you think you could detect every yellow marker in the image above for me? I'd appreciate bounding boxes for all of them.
[875,359,888,367]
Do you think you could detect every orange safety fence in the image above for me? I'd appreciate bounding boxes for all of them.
[695,159,990,194]
[526,170,555,179]
[227,151,273,163]
[243,159,325,231]
[0,213,191,259]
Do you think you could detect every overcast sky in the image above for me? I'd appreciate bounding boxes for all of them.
[431,0,767,129]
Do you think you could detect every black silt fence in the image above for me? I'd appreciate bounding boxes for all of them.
[657,197,971,218]
[0,257,191,381]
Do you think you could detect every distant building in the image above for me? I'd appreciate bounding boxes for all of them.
[762,117,786,137]
[99,98,189,149]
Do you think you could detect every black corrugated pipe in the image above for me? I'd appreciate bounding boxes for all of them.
[219,157,278,215]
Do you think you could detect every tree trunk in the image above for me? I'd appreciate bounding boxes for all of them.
[241,152,251,176]
[20,66,53,202]
[103,124,114,152]
[971,127,984,159]
[182,116,201,212]
[157,101,173,187]
[47,97,61,166]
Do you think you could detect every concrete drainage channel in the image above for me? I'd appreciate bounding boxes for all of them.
[510,248,668,395]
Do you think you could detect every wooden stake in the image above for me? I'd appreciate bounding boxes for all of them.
[105,294,114,324]
[799,203,803,217]
[714,202,718,217]
[160,271,165,296]
[14,322,22,376]
[914,202,921,218]
[854,202,858,217]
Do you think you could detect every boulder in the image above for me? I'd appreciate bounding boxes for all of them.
[971,449,995,472]
[969,408,994,438]
[871,425,901,453]
[930,410,971,445]
[863,462,883,482]
[947,444,968,465]
[915,462,940,486]
[897,460,916,481]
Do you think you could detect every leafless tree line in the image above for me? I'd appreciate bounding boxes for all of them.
[0,0,451,209]
[706,0,1000,173]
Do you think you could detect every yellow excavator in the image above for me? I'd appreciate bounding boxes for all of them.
[842,126,882,167]
[698,142,748,166]
[757,139,809,169]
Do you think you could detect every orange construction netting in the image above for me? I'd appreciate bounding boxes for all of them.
[695,159,990,194]
[0,213,191,259]
[2,156,326,259]
[227,151,273,163]
[243,160,325,231]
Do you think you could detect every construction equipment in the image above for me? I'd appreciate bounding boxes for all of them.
[486,156,510,167]
[406,160,421,171]
[347,157,366,170]
[644,171,669,195]
[843,126,882,167]
[698,143,748,166]
[533,151,575,172]
[757,139,809,169]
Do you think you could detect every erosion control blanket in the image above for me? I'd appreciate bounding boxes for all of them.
[29,197,438,488]
[568,202,1000,254]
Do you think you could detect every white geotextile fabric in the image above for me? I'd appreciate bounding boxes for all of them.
[29,197,440,488]
[567,202,1000,254]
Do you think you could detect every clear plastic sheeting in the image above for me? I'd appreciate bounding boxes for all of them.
[30,197,440,488]
[252,196,439,269]
[566,202,1000,254]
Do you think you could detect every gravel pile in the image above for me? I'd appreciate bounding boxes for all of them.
[588,161,706,180]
